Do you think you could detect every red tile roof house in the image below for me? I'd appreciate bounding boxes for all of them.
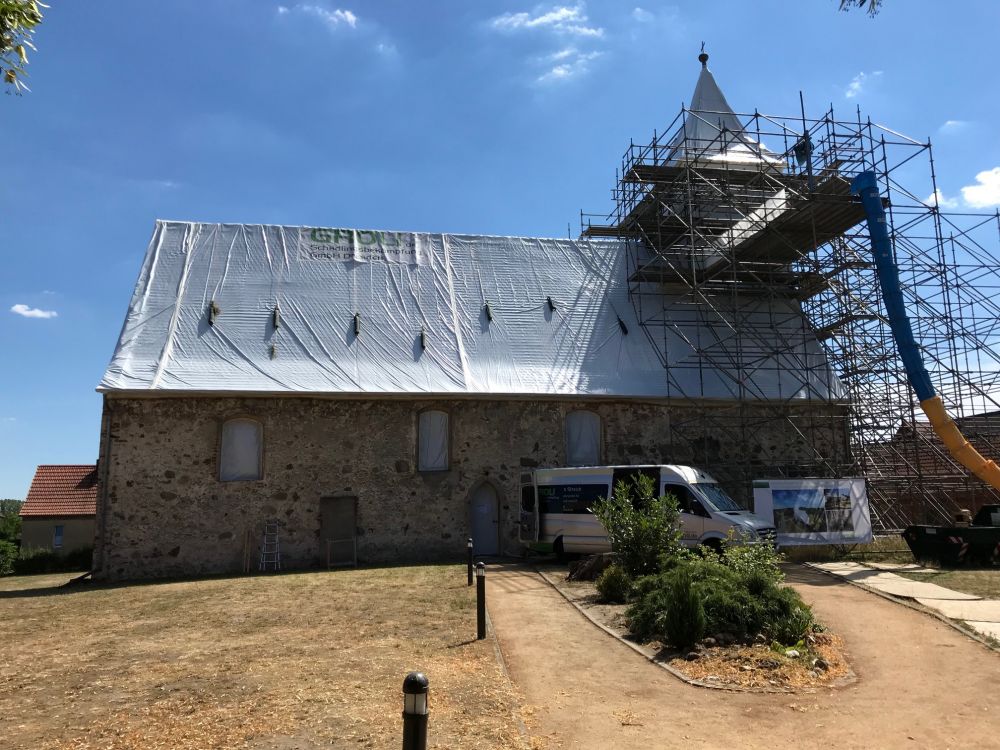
[19,465,98,555]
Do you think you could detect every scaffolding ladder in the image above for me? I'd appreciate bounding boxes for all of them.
[259,520,281,572]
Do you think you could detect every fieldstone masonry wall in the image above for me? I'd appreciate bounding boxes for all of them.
[94,396,847,580]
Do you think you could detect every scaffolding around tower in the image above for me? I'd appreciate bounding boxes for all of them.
[582,55,1000,531]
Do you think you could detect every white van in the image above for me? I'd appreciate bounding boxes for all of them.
[519,465,776,556]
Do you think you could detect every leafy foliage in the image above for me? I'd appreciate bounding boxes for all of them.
[595,563,632,604]
[838,0,882,16]
[1,0,45,93]
[12,546,92,575]
[626,548,814,648]
[721,537,785,586]
[589,474,682,579]
[0,540,16,575]
[662,567,705,649]
[0,499,22,542]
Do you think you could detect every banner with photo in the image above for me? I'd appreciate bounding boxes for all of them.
[752,478,872,546]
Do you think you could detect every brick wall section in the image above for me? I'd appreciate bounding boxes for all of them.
[94,396,848,580]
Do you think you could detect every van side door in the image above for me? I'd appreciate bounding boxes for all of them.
[662,482,708,543]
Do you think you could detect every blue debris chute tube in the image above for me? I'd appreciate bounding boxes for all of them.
[851,171,1000,490]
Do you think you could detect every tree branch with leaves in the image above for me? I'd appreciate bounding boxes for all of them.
[839,0,882,16]
[1,0,45,93]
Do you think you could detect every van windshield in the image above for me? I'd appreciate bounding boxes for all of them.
[695,483,743,512]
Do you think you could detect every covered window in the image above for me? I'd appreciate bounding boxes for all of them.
[220,418,263,481]
[418,410,449,471]
[53,525,64,550]
[565,410,601,466]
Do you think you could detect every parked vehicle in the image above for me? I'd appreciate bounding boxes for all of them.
[519,464,777,557]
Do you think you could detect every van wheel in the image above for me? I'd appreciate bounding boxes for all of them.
[554,537,567,563]
[701,538,724,557]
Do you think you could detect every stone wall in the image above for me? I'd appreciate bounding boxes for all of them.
[93,395,848,580]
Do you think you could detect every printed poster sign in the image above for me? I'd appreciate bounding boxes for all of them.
[752,478,872,546]
[298,227,424,264]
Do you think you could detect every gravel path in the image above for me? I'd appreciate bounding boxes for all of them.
[489,563,999,750]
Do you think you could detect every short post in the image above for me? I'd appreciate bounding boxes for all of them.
[402,671,429,750]
[476,562,487,640]
[466,537,474,586]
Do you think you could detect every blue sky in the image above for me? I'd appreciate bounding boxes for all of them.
[2,0,1000,498]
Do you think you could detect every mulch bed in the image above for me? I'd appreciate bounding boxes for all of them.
[551,572,852,692]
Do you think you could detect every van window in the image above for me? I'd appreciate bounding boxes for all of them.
[664,484,709,518]
[564,410,601,466]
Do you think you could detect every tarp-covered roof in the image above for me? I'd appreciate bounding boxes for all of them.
[669,55,783,168]
[98,221,842,401]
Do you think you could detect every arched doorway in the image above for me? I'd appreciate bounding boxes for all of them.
[469,482,500,556]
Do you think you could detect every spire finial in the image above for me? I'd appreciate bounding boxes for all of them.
[698,42,708,67]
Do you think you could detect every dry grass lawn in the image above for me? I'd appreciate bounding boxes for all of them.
[0,566,525,750]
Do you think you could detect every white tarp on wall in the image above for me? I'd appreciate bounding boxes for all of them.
[98,221,844,400]
[753,478,873,546]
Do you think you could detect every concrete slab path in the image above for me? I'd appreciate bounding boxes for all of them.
[810,562,981,600]
[810,561,1000,640]
[488,563,1000,750]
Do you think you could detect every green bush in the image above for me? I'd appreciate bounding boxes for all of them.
[0,540,17,575]
[595,563,632,604]
[12,546,92,575]
[590,474,683,579]
[662,568,705,649]
[721,537,785,585]
[625,554,815,647]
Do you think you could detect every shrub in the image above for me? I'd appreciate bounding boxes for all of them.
[0,540,17,575]
[625,556,816,647]
[595,563,632,604]
[590,474,683,579]
[662,568,705,649]
[721,537,785,586]
[12,546,92,575]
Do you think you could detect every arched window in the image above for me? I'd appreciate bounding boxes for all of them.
[418,410,449,471]
[220,418,263,481]
[565,410,601,466]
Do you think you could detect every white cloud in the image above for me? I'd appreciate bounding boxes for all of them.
[10,304,58,319]
[632,7,654,22]
[924,189,960,210]
[537,49,601,83]
[844,70,882,99]
[491,4,604,37]
[939,119,970,134]
[278,4,358,30]
[961,167,1000,209]
[375,41,397,57]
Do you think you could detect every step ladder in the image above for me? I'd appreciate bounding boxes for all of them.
[259,520,282,572]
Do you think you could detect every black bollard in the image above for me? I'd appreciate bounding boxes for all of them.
[476,562,486,640]
[402,671,429,750]
[467,537,474,587]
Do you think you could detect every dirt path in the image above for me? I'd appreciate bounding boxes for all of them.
[489,564,1000,750]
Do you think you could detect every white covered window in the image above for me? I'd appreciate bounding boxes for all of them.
[220,418,263,481]
[418,410,449,471]
[565,410,601,466]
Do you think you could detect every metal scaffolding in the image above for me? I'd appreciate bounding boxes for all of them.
[582,92,1000,531]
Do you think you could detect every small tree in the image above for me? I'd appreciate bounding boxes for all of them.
[1,1,46,93]
[590,474,683,579]
[0,499,22,543]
